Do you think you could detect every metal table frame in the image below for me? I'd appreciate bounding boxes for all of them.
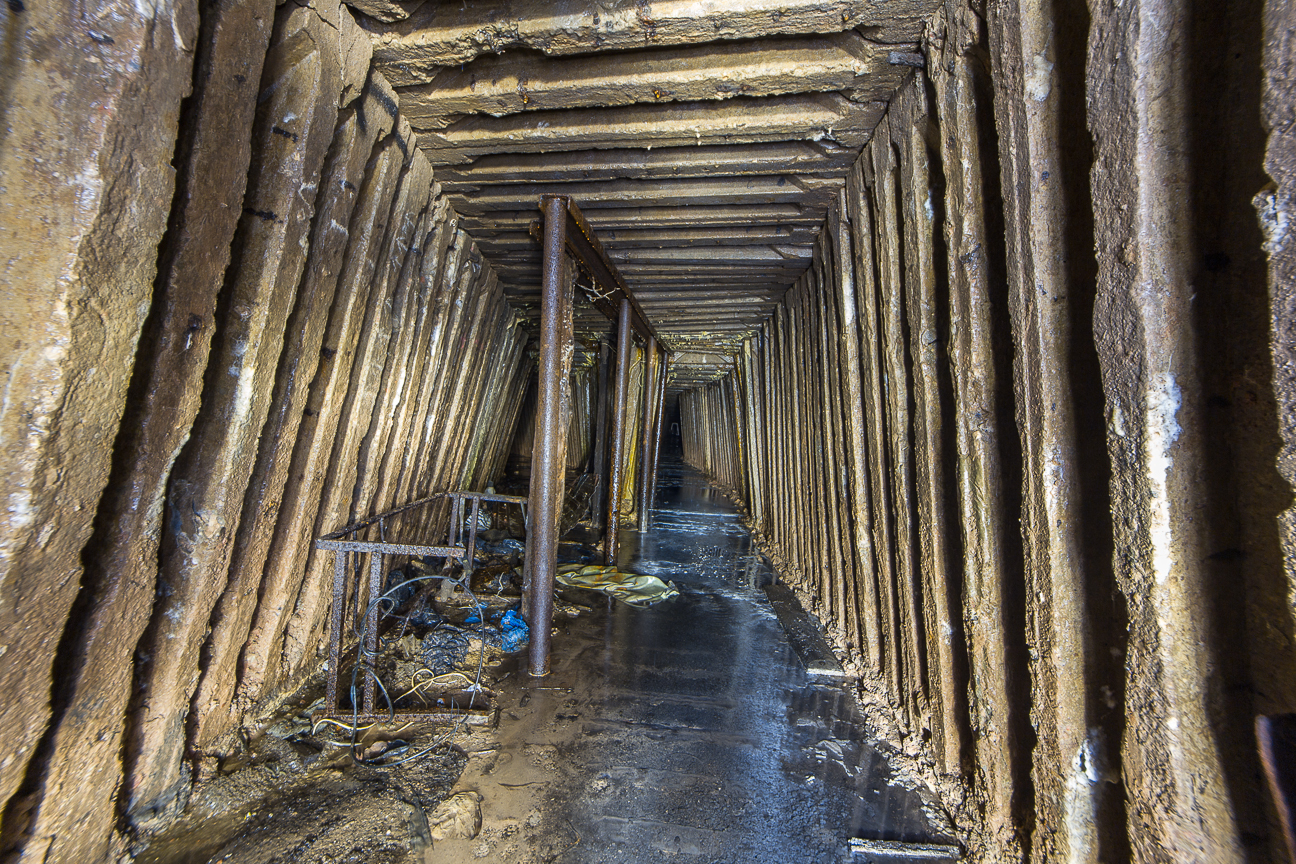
[315,490,527,726]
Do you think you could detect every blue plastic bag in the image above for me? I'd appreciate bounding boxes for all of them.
[462,608,528,652]
[498,609,529,653]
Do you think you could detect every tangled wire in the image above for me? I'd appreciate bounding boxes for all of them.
[310,570,489,769]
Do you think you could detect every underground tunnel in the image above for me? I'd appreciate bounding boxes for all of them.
[2,0,1295,861]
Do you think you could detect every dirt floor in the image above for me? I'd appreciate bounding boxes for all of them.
[135,461,956,863]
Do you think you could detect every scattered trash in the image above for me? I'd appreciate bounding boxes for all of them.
[362,739,410,761]
[497,609,529,652]
[477,537,526,558]
[463,608,529,653]
[421,626,471,675]
[382,568,420,607]
[482,566,521,595]
[426,790,483,841]
[466,507,492,532]
[556,565,680,606]
[408,608,443,628]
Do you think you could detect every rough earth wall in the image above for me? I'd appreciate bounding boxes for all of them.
[1261,0,1296,774]
[0,1,527,858]
[682,0,1295,859]
[0,0,197,853]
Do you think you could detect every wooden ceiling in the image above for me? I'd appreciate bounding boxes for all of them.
[351,0,933,392]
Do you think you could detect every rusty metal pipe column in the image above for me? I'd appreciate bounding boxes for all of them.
[636,337,659,531]
[590,340,611,529]
[526,196,572,677]
[642,353,668,531]
[605,299,633,565]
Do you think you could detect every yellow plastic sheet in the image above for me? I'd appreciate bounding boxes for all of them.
[556,564,680,607]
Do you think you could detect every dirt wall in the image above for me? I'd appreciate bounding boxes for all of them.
[682,0,1294,859]
[0,1,528,858]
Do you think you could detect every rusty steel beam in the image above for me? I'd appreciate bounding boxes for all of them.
[605,299,634,565]
[525,195,573,677]
[643,352,669,531]
[532,196,665,348]
[636,336,660,531]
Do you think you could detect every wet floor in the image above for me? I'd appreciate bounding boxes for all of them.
[443,458,957,863]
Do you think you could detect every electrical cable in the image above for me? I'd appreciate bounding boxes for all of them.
[335,567,490,768]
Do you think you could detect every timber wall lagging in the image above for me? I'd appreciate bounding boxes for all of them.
[0,0,527,858]
[682,0,1296,861]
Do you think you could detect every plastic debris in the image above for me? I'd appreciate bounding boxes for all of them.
[421,626,471,675]
[466,507,492,532]
[463,607,530,653]
[407,609,443,628]
[477,537,526,558]
[382,568,419,607]
[556,564,681,606]
[497,609,529,652]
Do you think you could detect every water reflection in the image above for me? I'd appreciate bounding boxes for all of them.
[528,461,952,863]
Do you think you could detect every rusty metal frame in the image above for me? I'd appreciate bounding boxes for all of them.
[532,196,666,349]
[527,195,672,674]
[316,490,526,727]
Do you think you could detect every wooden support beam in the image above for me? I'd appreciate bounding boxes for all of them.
[606,300,635,565]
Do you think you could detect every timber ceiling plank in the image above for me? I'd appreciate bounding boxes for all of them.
[362,0,935,68]
[433,142,858,187]
[392,33,910,120]
[460,202,828,231]
[449,174,845,215]
[413,94,887,165]
[468,226,822,251]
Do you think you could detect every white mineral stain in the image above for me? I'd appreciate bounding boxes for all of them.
[1146,372,1181,586]
[1025,53,1054,102]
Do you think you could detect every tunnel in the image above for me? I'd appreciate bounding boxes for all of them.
[1,0,1294,860]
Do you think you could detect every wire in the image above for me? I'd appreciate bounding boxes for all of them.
[332,567,491,768]
[367,715,471,768]
[311,717,378,735]
[413,669,476,688]
[395,669,480,704]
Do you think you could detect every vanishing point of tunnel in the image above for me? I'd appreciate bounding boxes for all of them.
[1,0,1295,862]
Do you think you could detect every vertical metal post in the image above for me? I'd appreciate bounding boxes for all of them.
[605,299,633,565]
[450,495,463,549]
[636,337,659,530]
[363,553,382,712]
[643,353,668,531]
[590,340,611,529]
[526,195,572,677]
[325,551,347,713]
[466,496,481,583]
